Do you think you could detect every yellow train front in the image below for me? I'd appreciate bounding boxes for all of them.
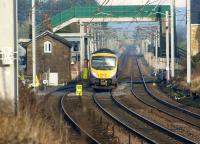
[89,49,118,89]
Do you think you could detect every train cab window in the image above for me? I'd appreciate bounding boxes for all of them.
[91,56,116,70]
[44,41,52,53]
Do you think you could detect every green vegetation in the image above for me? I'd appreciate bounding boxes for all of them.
[177,41,186,50]
[192,52,200,68]
[179,97,200,108]
[18,0,97,38]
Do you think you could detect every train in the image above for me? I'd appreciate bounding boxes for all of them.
[89,48,118,89]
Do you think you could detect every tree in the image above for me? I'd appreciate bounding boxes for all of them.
[41,14,52,32]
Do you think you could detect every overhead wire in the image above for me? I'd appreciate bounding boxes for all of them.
[125,0,161,30]
[87,0,111,24]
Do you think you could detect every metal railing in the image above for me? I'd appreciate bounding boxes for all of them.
[51,5,170,28]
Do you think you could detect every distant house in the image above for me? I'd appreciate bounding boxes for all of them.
[18,44,26,73]
[70,41,80,79]
[25,31,72,86]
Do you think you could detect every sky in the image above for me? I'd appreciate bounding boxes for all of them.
[96,0,186,30]
[96,0,187,30]
[97,0,186,7]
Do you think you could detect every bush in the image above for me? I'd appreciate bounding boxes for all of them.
[192,52,200,68]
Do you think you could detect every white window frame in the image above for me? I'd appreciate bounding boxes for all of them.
[44,41,52,53]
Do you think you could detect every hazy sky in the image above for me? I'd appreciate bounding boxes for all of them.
[97,0,186,7]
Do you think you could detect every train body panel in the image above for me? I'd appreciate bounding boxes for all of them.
[89,49,118,89]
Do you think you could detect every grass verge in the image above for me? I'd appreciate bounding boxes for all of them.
[0,83,70,144]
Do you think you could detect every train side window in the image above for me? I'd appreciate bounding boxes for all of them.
[44,41,52,53]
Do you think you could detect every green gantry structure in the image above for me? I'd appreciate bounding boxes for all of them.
[50,5,171,56]
[51,5,170,32]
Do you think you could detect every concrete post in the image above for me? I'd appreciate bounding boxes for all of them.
[187,0,191,84]
[32,0,36,88]
[99,31,102,48]
[97,31,100,50]
[102,31,104,48]
[94,29,97,52]
[171,0,175,78]
[0,0,18,114]
[95,30,98,50]
[166,11,170,81]
[92,28,95,52]
[145,41,148,63]
[86,26,90,60]
[155,31,158,75]
[93,30,96,51]
[80,22,85,78]
[89,26,93,57]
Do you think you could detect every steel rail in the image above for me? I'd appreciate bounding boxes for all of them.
[130,81,200,129]
[111,92,195,144]
[132,58,200,131]
[136,59,200,120]
[60,95,100,144]
[131,85,200,129]
[92,92,156,144]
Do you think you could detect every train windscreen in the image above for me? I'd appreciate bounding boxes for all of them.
[91,56,116,70]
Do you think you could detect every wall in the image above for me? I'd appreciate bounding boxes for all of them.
[26,35,71,84]
[191,0,200,56]
[0,1,18,114]
[144,52,183,71]
[191,25,200,56]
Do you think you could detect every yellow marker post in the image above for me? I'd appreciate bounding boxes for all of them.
[18,74,25,81]
[83,68,88,80]
[36,75,40,88]
[76,84,83,96]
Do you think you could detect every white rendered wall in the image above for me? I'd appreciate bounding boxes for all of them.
[0,0,18,113]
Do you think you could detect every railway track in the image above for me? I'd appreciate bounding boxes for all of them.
[115,53,199,142]
[93,91,195,143]
[134,58,200,129]
[59,53,199,143]
[61,95,101,144]
[61,90,136,144]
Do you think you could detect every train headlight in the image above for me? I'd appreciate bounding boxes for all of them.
[91,71,98,78]
[110,72,116,78]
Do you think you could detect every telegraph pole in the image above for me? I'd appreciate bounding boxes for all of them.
[155,30,158,75]
[187,0,191,84]
[80,21,85,78]
[86,26,90,60]
[166,11,170,81]
[32,0,36,89]
[171,0,175,78]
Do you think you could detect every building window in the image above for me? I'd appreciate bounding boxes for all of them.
[44,41,52,53]
[73,44,79,51]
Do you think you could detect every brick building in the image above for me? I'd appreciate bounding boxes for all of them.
[25,31,72,85]
[191,0,200,56]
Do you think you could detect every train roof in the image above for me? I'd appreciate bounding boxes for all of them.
[92,48,116,54]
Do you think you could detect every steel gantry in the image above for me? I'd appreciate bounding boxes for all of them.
[50,5,175,80]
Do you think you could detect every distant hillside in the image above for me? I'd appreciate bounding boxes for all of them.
[176,7,186,50]
[18,0,97,22]
[18,0,97,38]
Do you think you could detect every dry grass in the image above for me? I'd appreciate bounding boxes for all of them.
[177,63,200,92]
[190,64,200,91]
[0,83,70,144]
[174,57,200,92]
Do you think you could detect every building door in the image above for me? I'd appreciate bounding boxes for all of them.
[49,73,58,86]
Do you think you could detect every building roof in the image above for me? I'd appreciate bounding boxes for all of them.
[25,30,72,48]
[92,48,116,54]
